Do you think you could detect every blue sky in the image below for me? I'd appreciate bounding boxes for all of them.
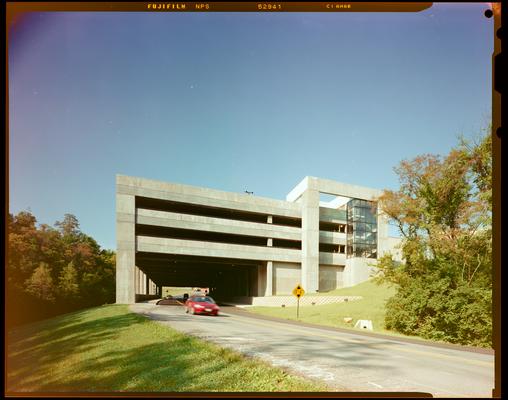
[9,4,493,250]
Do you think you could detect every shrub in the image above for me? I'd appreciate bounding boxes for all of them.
[384,274,492,347]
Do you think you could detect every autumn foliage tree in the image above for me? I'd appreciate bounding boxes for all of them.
[6,212,116,327]
[374,128,492,347]
[25,262,56,302]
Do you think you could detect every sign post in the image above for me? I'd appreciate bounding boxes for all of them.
[292,284,305,320]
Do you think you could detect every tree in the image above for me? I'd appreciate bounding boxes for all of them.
[374,127,492,347]
[55,213,80,237]
[7,211,116,327]
[7,211,40,286]
[25,262,56,302]
[58,261,79,297]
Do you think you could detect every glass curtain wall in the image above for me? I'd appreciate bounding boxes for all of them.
[346,199,377,258]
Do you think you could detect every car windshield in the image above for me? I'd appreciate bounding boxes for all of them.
[193,297,214,303]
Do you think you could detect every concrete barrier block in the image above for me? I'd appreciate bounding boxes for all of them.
[354,319,373,330]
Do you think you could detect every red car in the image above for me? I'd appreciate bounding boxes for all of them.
[185,296,220,316]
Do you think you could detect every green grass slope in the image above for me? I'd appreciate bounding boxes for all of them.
[249,280,399,335]
[6,304,328,392]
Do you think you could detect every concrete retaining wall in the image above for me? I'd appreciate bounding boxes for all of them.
[135,294,160,302]
[225,295,362,307]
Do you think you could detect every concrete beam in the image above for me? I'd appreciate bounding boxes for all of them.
[286,176,309,202]
[313,176,383,200]
[319,231,346,245]
[319,207,347,223]
[286,176,383,203]
[116,175,301,218]
[136,236,301,263]
[136,209,301,241]
[318,252,347,265]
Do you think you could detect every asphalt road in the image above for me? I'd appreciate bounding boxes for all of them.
[130,302,495,397]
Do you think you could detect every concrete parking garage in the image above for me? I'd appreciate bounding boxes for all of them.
[116,175,402,304]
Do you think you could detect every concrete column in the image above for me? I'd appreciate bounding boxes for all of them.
[267,216,273,248]
[134,267,139,294]
[134,267,138,294]
[256,264,265,296]
[136,267,141,294]
[138,272,142,295]
[144,274,149,295]
[116,193,136,304]
[265,261,273,296]
[301,185,320,293]
[138,267,142,294]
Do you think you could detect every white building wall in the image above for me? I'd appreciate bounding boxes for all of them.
[319,265,344,292]
[379,235,404,262]
[344,257,376,287]
[273,262,301,295]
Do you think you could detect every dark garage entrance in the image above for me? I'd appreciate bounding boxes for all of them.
[136,252,261,301]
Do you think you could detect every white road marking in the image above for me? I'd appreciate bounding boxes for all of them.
[247,351,338,383]
[209,336,253,341]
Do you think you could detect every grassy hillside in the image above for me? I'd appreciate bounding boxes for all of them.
[6,305,328,392]
[249,280,485,346]
[248,280,399,335]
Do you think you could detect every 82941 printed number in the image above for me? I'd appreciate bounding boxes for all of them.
[257,3,282,10]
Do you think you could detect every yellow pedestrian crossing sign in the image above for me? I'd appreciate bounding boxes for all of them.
[292,284,305,298]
